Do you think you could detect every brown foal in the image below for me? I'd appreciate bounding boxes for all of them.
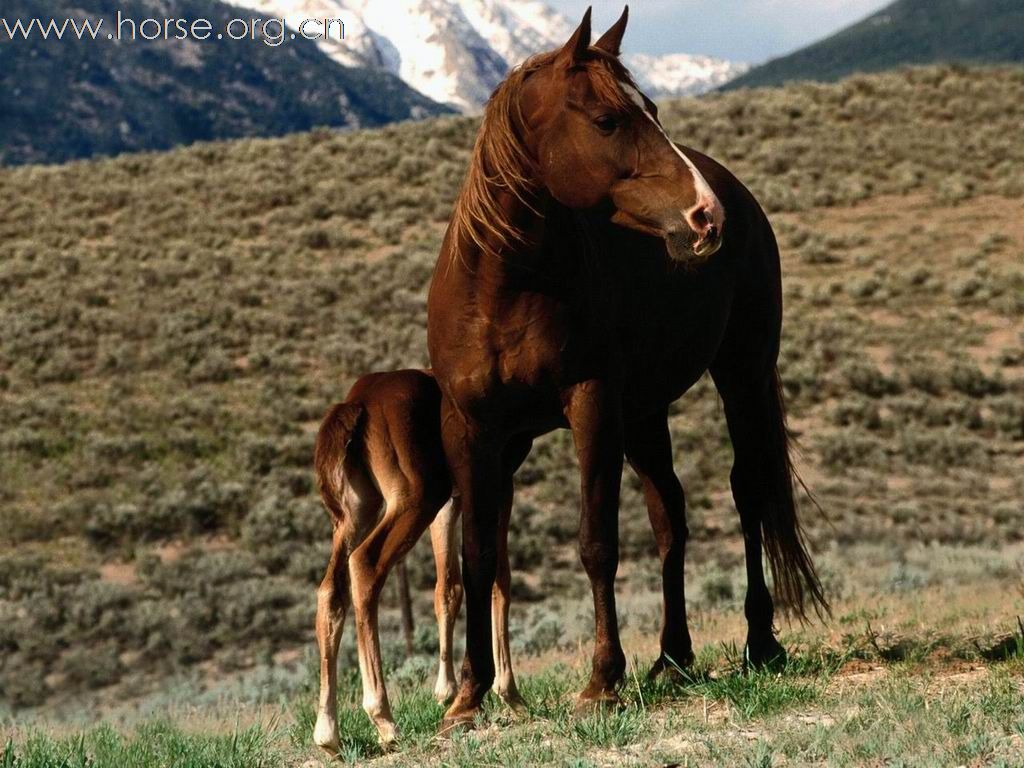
[311,369,525,753]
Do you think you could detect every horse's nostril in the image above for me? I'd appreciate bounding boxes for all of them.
[687,204,715,235]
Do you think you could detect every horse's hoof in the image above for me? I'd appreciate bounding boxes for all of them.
[312,714,340,756]
[648,651,695,683]
[499,688,529,718]
[745,637,788,671]
[438,712,477,739]
[573,690,621,717]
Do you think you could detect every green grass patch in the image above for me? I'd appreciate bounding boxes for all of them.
[519,664,578,721]
[686,670,822,720]
[1,722,282,768]
[557,707,649,749]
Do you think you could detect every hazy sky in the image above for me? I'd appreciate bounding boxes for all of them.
[547,0,892,63]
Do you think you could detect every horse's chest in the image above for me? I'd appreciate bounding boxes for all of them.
[490,301,569,386]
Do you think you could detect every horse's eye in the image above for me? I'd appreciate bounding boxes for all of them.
[593,114,619,134]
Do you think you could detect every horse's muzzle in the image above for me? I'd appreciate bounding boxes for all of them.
[665,224,723,264]
[684,197,725,260]
[693,225,724,259]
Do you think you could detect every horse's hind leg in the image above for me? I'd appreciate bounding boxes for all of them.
[350,484,445,746]
[430,499,462,703]
[712,359,824,668]
[710,363,785,667]
[625,410,694,679]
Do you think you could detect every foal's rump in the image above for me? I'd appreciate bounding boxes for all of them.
[314,369,451,526]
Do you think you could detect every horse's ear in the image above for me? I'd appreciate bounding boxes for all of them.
[556,7,592,67]
[594,6,629,57]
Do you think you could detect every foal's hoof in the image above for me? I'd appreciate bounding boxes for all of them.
[648,651,695,684]
[573,690,621,717]
[374,722,399,751]
[745,636,788,671]
[433,680,458,705]
[312,715,340,756]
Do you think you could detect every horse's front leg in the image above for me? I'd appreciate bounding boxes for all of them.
[440,406,507,731]
[563,380,627,709]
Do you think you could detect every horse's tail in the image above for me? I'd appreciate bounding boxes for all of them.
[763,368,829,621]
[314,402,366,522]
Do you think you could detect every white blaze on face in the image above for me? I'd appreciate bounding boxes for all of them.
[620,80,725,233]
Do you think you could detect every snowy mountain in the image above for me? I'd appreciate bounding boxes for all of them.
[624,53,749,98]
[229,0,747,112]
[0,0,449,166]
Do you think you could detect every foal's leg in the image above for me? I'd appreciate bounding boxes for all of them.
[429,499,462,703]
[624,411,695,678]
[349,486,443,746]
[429,498,522,709]
[313,523,352,755]
[314,475,381,756]
[564,381,627,709]
[491,531,521,708]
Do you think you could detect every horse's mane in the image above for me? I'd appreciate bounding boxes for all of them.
[449,50,639,263]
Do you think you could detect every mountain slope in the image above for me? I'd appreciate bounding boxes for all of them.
[0,0,449,166]
[229,0,746,111]
[1,66,1022,710]
[725,0,1024,90]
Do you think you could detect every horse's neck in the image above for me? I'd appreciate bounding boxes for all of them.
[457,190,592,290]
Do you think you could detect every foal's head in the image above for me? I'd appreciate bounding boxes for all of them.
[512,7,725,262]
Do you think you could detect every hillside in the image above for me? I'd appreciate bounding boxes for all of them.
[725,0,1024,90]
[0,0,448,166]
[1,66,1023,717]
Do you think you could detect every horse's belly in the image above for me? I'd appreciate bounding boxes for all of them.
[616,265,734,414]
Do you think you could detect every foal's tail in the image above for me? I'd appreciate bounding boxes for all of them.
[763,368,829,622]
[314,402,366,522]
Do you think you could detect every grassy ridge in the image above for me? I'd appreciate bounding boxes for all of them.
[725,0,1024,90]
[1,66,1023,711]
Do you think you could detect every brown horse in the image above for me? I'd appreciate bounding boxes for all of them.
[427,7,827,730]
[311,369,527,753]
